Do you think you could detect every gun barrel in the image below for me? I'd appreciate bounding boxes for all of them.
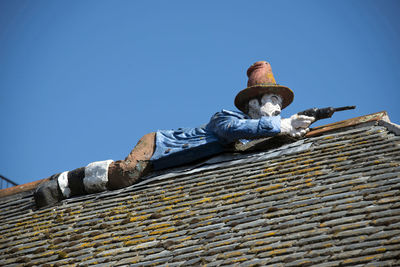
[334,106,356,112]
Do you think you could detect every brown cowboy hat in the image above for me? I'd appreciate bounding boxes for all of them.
[234,61,294,113]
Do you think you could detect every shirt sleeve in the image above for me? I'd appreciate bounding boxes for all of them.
[206,112,281,144]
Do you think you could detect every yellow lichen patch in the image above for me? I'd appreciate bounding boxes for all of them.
[264,166,278,172]
[171,198,186,204]
[357,141,369,145]
[336,157,348,162]
[92,233,113,241]
[70,210,81,215]
[225,197,243,204]
[13,241,47,252]
[123,237,155,246]
[98,252,114,257]
[210,240,235,249]
[313,170,325,176]
[291,166,321,175]
[31,231,43,237]
[170,242,185,249]
[39,250,55,257]
[131,234,146,239]
[376,247,386,252]
[201,215,214,221]
[323,136,334,140]
[156,205,173,212]
[268,249,287,256]
[218,192,246,200]
[162,194,186,201]
[225,251,244,258]
[130,215,151,222]
[281,158,307,165]
[255,184,283,192]
[80,242,93,248]
[172,211,195,220]
[363,255,378,261]
[15,219,39,227]
[264,231,276,237]
[302,159,315,165]
[250,172,277,179]
[149,227,176,235]
[231,258,248,263]
[197,181,206,186]
[195,197,212,204]
[144,223,172,231]
[178,236,192,242]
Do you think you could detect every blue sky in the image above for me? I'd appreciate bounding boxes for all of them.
[1,0,399,185]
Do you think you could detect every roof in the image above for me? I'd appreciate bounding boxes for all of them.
[1,111,400,266]
[0,174,18,190]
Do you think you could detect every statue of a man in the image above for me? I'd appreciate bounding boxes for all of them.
[35,61,314,207]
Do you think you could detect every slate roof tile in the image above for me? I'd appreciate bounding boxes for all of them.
[1,117,400,265]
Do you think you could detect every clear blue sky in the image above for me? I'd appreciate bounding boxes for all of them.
[1,0,399,185]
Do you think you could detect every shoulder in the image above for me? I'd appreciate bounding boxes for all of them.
[213,109,249,119]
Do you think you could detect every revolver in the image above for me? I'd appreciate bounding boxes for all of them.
[297,106,356,122]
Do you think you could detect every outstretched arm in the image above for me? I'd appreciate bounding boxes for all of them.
[207,112,281,143]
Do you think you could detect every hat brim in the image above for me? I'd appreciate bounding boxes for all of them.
[234,84,294,113]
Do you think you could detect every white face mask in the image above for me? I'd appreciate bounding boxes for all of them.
[247,94,282,119]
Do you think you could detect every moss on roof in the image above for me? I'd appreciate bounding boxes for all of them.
[1,118,400,266]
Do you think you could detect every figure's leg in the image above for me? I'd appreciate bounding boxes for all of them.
[107,132,156,190]
[34,132,156,207]
[34,166,88,208]
[34,174,62,208]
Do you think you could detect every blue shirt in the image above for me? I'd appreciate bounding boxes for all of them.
[150,109,281,170]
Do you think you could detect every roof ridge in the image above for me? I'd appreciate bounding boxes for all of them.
[306,111,389,137]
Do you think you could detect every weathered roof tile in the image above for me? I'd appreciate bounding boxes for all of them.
[1,117,400,265]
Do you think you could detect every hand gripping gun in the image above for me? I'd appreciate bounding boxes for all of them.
[297,106,356,123]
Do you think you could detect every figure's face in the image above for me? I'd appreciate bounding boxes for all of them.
[247,94,282,119]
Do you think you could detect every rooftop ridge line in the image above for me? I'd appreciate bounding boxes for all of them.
[306,111,389,137]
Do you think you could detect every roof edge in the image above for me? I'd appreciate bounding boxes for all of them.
[306,111,389,137]
[0,178,48,199]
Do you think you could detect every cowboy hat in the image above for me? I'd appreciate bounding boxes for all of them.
[234,61,294,113]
